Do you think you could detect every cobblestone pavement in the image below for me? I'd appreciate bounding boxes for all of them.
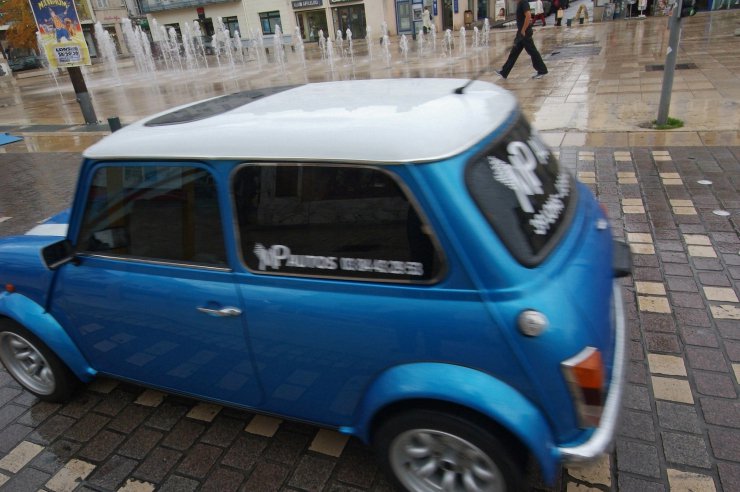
[0,145,738,492]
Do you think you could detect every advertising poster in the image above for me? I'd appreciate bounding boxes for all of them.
[28,0,91,69]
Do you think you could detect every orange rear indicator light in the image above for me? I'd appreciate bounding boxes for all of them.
[4,284,15,293]
[562,347,605,427]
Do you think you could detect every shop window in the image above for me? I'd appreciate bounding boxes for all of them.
[222,16,240,37]
[259,11,282,35]
[233,164,442,283]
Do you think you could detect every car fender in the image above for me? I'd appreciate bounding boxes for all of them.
[348,362,559,483]
[0,292,96,382]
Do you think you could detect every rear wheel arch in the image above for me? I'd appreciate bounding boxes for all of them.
[372,403,528,491]
[370,398,530,467]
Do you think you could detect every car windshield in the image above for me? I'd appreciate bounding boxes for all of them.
[465,116,577,267]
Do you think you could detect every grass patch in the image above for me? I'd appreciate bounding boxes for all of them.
[652,117,684,130]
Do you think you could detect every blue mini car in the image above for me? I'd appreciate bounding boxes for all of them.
[0,79,629,491]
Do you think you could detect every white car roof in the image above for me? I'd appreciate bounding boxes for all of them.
[84,79,518,164]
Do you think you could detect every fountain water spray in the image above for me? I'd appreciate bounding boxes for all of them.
[326,37,335,70]
[318,29,326,60]
[382,33,391,67]
[459,27,467,57]
[430,24,437,56]
[93,22,120,80]
[483,18,491,47]
[193,22,209,69]
[274,24,286,67]
[233,30,246,65]
[399,34,409,63]
[294,26,306,68]
[444,29,453,59]
[346,29,354,63]
[121,18,156,74]
[181,23,199,71]
[473,27,480,49]
[168,27,184,71]
[366,26,374,61]
[335,30,343,59]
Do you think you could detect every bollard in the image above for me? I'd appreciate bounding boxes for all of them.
[108,117,122,132]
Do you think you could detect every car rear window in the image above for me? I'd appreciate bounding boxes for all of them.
[232,164,443,283]
[465,116,576,267]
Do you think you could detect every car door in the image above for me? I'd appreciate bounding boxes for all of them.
[230,163,493,427]
[50,162,263,406]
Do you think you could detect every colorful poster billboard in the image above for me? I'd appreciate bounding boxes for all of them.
[28,0,91,69]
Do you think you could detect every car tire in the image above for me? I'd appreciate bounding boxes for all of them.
[374,409,524,492]
[0,319,80,402]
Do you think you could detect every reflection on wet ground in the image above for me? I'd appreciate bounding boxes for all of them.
[0,12,738,155]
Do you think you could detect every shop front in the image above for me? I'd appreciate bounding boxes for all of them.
[293,0,330,42]
[330,0,367,39]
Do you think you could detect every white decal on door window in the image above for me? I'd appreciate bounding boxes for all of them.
[253,244,424,276]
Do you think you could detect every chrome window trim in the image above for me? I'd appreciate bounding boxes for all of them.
[229,162,449,285]
[79,253,232,272]
[558,280,627,463]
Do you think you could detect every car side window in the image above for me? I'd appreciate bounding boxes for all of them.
[77,165,227,267]
[232,164,442,283]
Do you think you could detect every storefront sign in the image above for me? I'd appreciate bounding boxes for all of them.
[454,0,459,13]
[293,0,323,7]
[433,0,438,16]
[28,0,91,69]
[329,0,358,4]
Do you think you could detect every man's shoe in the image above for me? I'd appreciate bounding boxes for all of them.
[494,69,507,80]
[532,72,548,79]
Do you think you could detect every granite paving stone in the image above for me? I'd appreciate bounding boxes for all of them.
[616,440,662,478]
[693,371,738,398]
[78,429,126,462]
[661,432,712,468]
[717,462,740,492]
[132,446,182,483]
[655,401,702,434]
[287,454,336,492]
[686,347,730,372]
[86,455,138,490]
[242,461,290,492]
[707,427,740,461]
[200,466,244,492]
[700,398,740,428]
[175,442,222,479]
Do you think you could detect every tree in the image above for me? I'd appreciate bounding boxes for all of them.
[1,0,38,51]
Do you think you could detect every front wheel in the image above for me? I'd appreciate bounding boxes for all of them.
[374,409,524,492]
[0,319,79,402]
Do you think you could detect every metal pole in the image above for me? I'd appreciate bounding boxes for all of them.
[67,66,98,125]
[656,0,682,126]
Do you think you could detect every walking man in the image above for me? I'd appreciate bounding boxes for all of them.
[495,0,548,79]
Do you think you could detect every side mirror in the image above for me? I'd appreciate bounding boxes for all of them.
[42,239,79,270]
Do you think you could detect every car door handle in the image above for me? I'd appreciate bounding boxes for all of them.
[197,306,242,317]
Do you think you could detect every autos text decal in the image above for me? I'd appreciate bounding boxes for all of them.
[253,244,424,276]
[487,135,570,235]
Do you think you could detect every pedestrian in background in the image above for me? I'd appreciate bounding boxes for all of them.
[422,7,432,34]
[495,0,548,79]
[535,0,547,26]
[556,7,564,26]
